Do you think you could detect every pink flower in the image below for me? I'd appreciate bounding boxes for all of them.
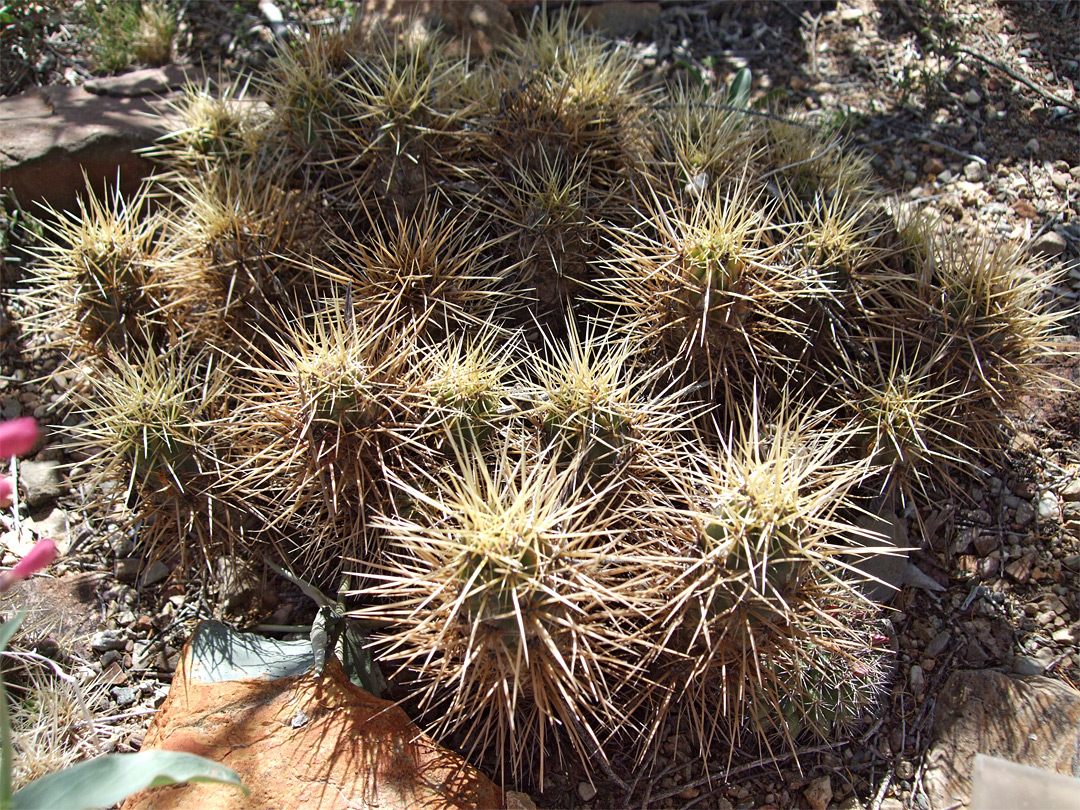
[0,418,38,458]
[0,538,58,593]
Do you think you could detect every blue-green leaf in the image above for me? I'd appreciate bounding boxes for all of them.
[11,751,245,810]
[726,67,752,108]
[0,612,26,653]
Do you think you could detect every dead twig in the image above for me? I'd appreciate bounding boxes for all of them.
[869,771,893,810]
[643,742,843,806]
[952,44,1080,115]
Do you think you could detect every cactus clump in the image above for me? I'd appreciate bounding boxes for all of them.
[29,8,1068,790]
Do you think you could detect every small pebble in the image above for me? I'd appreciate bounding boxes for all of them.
[577,782,597,802]
[963,161,988,182]
[1025,137,1040,155]
[141,560,170,587]
[1014,500,1035,528]
[910,664,926,694]
[963,88,982,105]
[1052,627,1078,644]
[1038,491,1059,520]
[111,686,138,707]
[1031,231,1067,259]
[925,631,951,658]
[90,630,128,654]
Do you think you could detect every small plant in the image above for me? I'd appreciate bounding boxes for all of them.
[84,0,175,74]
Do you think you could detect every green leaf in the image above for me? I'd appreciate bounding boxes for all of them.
[187,620,314,683]
[11,751,245,810]
[0,612,25,654]
[339,620,387,698]
[726,67,752,108]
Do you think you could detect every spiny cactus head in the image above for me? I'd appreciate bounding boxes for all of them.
[701,491,808,600]
[423,329,515,447]
[324,207,515,337]
[151,81,266,173]
[751,632,887,743]
[529,321,647,483]
[351,438,636,786]
[656,81,756,188]
[763,120,873,201]
[797,192,885,285]
[31,182,167,356]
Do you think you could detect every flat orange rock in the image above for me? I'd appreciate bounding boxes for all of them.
[121,636,505,810]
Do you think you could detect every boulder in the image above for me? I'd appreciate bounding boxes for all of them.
[0,65,201,214]
[120,625,505,810]
[923,669,1080,810]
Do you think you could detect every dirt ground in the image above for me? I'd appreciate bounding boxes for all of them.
[1,2,1078,809]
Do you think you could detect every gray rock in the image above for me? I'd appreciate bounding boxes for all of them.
[963,160,988,182]
[82,64,204,98]
[91,630,127,654]
[141,560,170,587]
[1037,490,1059,519]
[1060,478,1080,501]
[1011,655,1047,676]
[1052,626,1078,645]
[1030,231,1067,259]
[973,533,998,556]
[925,630,951,658]
[848,507,909,602]
[17,460,65,507]
[2,397,22,420]
[0,86,158,213]
[1014,499,1035,527]
[577,782,597,802]
[924,671,1080,810]
[963,88,982,105]
[23,506,74,553]
[111,685,138,707]
[580,2,660,38]
[803,775,832,810]
[115,558,142,583]
[910,664,926,695]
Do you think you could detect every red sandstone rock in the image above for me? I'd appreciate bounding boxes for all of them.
[0,65,201,214]
[121,633,505,810]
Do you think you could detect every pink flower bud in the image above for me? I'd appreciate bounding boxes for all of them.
[0,418,38,458]
[0,538,57,593]
[0,476,11,509]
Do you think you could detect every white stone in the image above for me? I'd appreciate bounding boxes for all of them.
[964,161,988,182]
[1038,491,1059,519]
